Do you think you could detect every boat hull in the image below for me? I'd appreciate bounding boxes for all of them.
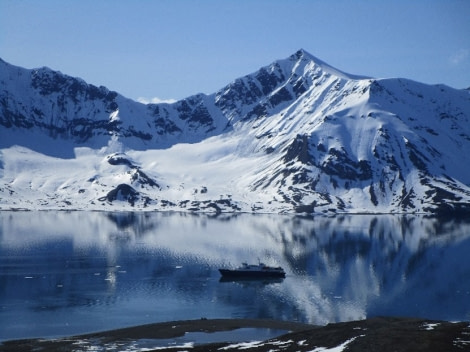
[218,269,285,279]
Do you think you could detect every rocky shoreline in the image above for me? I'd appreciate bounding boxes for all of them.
[1,317,469,351]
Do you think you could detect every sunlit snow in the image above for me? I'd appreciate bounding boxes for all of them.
[1,50,469,213]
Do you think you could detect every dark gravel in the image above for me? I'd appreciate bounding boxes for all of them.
[1,317,469,352]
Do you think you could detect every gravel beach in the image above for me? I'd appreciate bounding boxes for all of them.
[1,317,469,351]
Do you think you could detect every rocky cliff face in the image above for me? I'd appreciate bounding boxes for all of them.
[0,57,226,152]
[1,50,469,214]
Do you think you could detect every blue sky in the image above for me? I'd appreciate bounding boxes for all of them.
[1,0,469,101]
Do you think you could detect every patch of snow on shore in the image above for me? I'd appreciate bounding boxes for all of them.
[308,335,365,352]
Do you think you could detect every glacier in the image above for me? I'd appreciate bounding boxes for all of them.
[1,50,469,214]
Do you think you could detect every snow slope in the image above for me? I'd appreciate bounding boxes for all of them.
[1,50,469,214]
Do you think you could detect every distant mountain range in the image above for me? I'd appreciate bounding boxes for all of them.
[1,49,469,214]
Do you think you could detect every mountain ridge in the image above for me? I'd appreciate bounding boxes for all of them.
[1,50,469,214]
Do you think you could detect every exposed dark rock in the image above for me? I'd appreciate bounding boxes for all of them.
[180,198,242,214]
[245,103,268,121]
[283,134,312,165]
[176,97,214,127]
[107,153,135,167]
[31,68,117,104]
[268,87,292,106]
[98,184,139,206]
[399,186,417,210]
[153,117,182,135]
[256,65,284,95]
[292,77,307,97]
[320,147,372,181]
[265,147,275,154]
[369,184,378,206]
[160,199,176,207]
[215,77,263,113]
[295,202,316,213]
[70,118,120,141]
[125,126,152,141]
[130,169,160,189]
[405,140,429,172]
[0,108,34,129]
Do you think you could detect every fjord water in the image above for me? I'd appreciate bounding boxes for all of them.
[0,211,469,341]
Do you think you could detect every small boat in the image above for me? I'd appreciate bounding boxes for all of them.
[219,262,286,279]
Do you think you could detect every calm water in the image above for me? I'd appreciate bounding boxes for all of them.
[0,211,469,341]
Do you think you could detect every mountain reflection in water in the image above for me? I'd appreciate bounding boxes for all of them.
[0,211,469,341]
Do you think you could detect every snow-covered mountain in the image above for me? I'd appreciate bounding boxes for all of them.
[1,50,469,214]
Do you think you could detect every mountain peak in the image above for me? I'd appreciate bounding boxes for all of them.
[1,53,470,214]
[287,49,369,81]
[291,48,314,60]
